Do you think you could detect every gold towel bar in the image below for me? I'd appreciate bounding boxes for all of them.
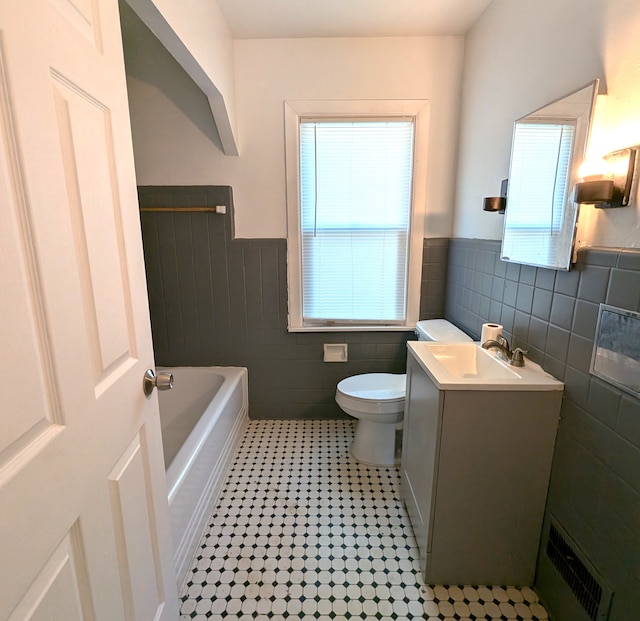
[139,206,219,213]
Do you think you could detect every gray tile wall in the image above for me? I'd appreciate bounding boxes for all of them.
[138,186,448,419]
[420,237,449,320]
[446,238,640,621]
[139,186,639,617]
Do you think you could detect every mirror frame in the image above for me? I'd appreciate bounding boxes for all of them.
[501,80,599,271]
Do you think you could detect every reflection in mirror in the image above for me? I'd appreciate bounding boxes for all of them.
[501,80,599,270]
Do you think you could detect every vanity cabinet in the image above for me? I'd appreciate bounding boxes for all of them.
[401,345,562,586]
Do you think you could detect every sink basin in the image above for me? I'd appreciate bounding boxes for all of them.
[408,341,564,391]
[426,342,521,380]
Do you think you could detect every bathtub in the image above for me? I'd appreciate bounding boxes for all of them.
[157,366,248,586]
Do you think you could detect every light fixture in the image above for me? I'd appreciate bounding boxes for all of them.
[574,147,637,208]
[483,178,508,213]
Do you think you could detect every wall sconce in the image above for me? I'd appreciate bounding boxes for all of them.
[483,178,508,213]
[574,147,637,208]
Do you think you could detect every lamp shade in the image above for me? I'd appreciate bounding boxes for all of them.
[574,179,614,204]
[483,197,506,213]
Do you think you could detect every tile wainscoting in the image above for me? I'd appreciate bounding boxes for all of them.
[138,186,448,420]
[446,238,640,621]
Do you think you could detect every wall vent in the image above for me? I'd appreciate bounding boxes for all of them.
[545,522,611,620]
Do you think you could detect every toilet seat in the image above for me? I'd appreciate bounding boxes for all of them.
[336,373,406,417]
[337,373,405,402]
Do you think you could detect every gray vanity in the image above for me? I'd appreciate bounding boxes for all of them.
[401,341,563,586]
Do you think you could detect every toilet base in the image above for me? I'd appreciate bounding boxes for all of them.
[351,419,398,467]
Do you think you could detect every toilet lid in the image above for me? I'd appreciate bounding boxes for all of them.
[337,373,406,402]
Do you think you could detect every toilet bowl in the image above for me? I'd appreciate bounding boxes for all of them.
[335,319,472,466]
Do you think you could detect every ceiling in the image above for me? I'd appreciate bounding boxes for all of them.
[215,0,495,39]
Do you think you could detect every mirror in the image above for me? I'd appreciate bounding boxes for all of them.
[501,80,599,270]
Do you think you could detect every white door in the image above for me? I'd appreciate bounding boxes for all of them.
[0,0,178,619]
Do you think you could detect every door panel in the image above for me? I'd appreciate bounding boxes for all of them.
[52,74,135,381]
[8,531,90,621]
[49,0,104,50]
[108,432,165,621]
[0,1,178,619]
[0,53,62,458]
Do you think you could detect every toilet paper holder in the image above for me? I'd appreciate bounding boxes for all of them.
[324,343,348,362]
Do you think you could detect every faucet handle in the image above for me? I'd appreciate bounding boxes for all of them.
[498,334,510,349]
[511,347,528,367]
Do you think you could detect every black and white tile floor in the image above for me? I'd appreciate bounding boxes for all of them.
[179,419,550,620]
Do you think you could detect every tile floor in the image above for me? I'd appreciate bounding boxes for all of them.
[179,419,550,620]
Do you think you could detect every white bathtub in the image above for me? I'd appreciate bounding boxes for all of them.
[157,366,248,587]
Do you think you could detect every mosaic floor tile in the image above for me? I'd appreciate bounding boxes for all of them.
[179,419,549,620]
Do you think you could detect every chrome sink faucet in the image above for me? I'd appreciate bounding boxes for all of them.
[481,335,528,367]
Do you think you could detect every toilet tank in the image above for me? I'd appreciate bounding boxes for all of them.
[416,319,473,342]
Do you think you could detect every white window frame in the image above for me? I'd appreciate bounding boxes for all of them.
[284,100,430,332]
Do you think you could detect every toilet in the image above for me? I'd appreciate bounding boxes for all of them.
[335,319,472,466]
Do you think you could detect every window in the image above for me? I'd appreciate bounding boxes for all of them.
[285,101,429,331]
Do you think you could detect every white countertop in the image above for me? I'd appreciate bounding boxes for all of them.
[408,341,565,391]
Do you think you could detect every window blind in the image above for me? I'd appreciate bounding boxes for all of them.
[299,120,414,324]
[502,121,575,266]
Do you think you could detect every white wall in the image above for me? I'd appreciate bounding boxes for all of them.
[455,0,640,249]
[125,0,238,153]
[129,36,465,239]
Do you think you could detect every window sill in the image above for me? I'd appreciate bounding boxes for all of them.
[287,325,417,333]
